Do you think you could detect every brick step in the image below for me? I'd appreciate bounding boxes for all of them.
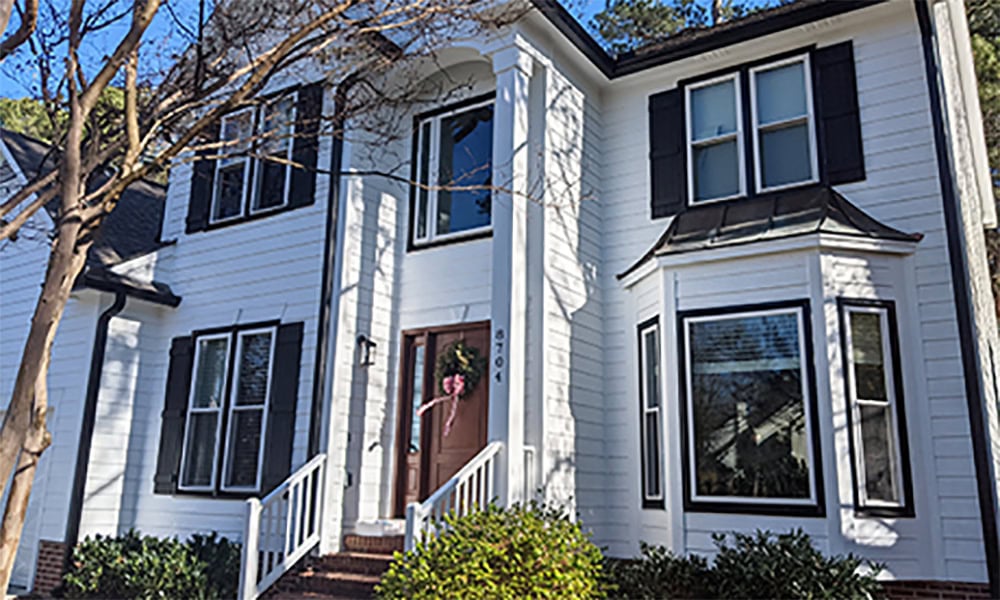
[341,534,404,555]
[314,551,394,575]
[296,569,382,598]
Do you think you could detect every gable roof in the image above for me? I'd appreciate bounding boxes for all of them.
[1,128,179,306]
[530,0,881,79]
[618,184,923,279]
[1,128,168,267]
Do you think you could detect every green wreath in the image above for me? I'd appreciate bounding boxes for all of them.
[434,340,486,399]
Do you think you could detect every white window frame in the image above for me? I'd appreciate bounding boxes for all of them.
[249,97,297,215]
[220,327,276,493]
[412,99,494,246]
[685,72,746,205]
[682,305,818,506]
[210,108,255,225]
[843,304,907,509]
[639,319,664,504]
[178,333,231,492]
[749,54,819,194]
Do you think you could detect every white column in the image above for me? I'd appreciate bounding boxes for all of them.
[488,45,533,507]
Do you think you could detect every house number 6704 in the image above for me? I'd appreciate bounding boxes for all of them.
[494,328,505,383]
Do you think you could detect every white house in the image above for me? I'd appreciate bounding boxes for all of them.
[1,0,998,597]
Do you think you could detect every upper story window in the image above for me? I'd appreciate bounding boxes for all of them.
[211,95,297,225]
[750,57,817,193]
[412,100,494,246]
[685,55,817,204]
[687,74,744,202]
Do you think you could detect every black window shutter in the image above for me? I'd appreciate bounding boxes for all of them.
[154,336,194,494]
[649,88,686,219]
[813,41,866,185]
[289,83,325,209]
[186,122,220,233]
[261,322,304,493]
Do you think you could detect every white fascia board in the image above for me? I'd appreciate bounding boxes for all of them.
[934,0,997,227]
[621,233,919,289]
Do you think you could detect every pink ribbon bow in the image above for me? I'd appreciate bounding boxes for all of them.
[416,374,465,437]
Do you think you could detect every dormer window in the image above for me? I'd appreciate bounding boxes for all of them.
[211,94,297,225]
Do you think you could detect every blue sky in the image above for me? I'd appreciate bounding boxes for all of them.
[0,0,767,100]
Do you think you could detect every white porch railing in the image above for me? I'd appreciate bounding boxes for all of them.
[403,441,503,552]
[238,453,326,600]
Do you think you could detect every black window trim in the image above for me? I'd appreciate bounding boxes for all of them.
[209,91,298,227]
[176,319,281,500]
[200,83,318,233]
[637,315,665,509]
[837,297,916,519]
[406,91,496,252]
[677,298,826,517]
[677,45,820,207]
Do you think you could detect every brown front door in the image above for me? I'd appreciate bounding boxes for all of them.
[394,322,489,516]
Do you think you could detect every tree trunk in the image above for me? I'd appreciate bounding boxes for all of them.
[0,401,51,593]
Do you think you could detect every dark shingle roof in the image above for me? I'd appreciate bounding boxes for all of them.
[1,128,168,267]
[619,184,922,280]
[2,128,180,306]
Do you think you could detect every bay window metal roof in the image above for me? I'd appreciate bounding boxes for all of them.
[618,184,922,280]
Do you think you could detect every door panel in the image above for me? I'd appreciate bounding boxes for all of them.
[394,322,489,515]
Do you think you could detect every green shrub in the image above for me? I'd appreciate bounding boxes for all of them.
[607,529,885,600]
[62,529,241,599]
[606,542,712,599]
[376,503,606,599]
[187,532,241,599]
[710,529,884,600]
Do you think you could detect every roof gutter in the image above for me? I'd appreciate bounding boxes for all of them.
[63,291,127,569]
[528,0,879,80]
[916,0,1000,594]
[309,74,360,457]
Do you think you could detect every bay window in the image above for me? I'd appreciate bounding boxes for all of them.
[840,300,912,515]
[680,301,822,513]
[412,99,494,246]
[638,318,663,507]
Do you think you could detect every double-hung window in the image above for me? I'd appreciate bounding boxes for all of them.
[412,100,494,245]
[179,327,276,493]
[211,94,297,224]
[638,318,663,507]
[840,301,911,515]
[680,301,821,513]
[687,74,744,203]
[750,56,818,192]
[685,55,817,203]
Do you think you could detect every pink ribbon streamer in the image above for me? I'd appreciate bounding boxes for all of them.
[416,374,465,437]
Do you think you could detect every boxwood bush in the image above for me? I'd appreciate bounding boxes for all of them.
[605,542,712,599]
[376,503,606,599]
[62,529,240,599]
[607,529,884,600]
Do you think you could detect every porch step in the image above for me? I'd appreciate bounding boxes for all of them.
[264,536,401,599]
[315,552,394,575]
[295,570,382,598]
[342,534,404,555]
